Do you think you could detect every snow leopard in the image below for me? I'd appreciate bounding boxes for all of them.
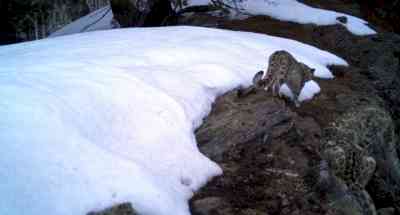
[256,50,315,106]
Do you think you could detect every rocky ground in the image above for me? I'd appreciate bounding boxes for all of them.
[187,2,400,215]
[90,1,400,215]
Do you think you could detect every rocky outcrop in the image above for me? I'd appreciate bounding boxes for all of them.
[191,67,399,215]
[191,75,393,215]
[193,90,337,215]
[322,105,400,215]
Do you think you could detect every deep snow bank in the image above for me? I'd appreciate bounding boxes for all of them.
[0,26,346,215]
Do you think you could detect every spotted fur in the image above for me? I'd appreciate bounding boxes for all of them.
[254,50,315,106]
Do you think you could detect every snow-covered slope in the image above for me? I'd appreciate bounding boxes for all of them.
[50,6,114,37]
[0,26,347,215]
[240,0,376,35]
[187,0,376,36]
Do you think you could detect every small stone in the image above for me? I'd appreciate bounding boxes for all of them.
[192,197,231,215]
[377,207,395,215]
[336,16,348,24]
[262,131,272,144]
[323,146,346,174]
[281,198,290,207]
[241,208,269,215]
[359,156,376,187]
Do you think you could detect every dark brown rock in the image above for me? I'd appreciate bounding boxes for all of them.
[377,207,396,215]
[336,16,348,24]
[191,197,233,215]
[87,203,138,215]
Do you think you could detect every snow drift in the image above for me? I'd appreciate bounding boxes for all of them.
[0,26,347,215]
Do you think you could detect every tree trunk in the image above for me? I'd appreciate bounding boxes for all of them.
[33,16,39,40]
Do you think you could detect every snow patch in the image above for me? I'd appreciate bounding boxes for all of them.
[187,0,376,36]
[299,80,321,102]
[186,0,212,7]
[279,83,295,100]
